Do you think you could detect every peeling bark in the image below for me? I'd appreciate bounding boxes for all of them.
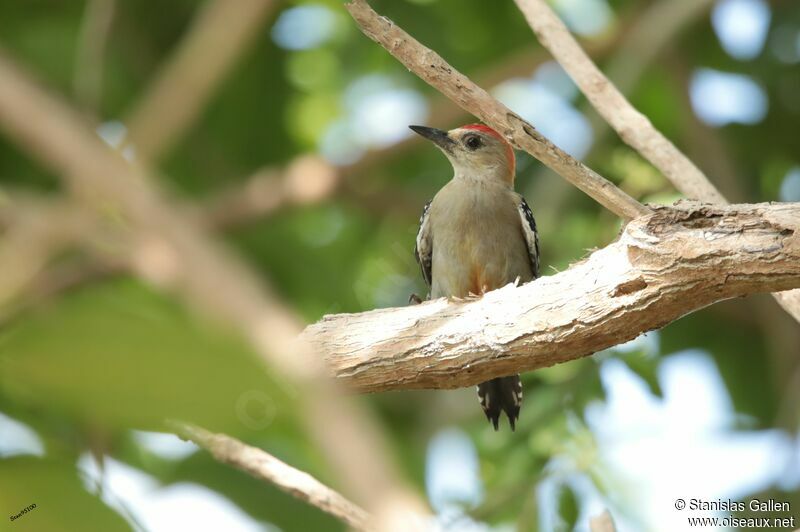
[302,202,800,393]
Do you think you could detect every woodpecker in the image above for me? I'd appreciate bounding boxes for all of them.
[410,123,539,431]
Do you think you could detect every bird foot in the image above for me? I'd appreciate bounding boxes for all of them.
[408,293,424,305]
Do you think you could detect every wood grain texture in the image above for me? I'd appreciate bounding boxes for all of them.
[512,0,800,326]
[303,202,800,393]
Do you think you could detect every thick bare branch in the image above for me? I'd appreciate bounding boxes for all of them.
[174,423,371,531]
[512,0,800,325]
[124,0,276,161]
[345,0,649,221]
[302,202,800,393]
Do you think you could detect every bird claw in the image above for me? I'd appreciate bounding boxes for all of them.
[408,293,424,305]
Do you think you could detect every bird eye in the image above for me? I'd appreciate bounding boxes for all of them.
[464,135,482,150]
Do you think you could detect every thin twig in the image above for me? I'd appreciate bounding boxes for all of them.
[520,0,719,229]
[513,0,724,204]
[172,423,372,532]
[589,510,617,532]
[346,38,619,177]
[512,0,800,324]
[603,0,715,98]
[74,0,116,115]
[663,54,747,202]
[124,0,277,162]
[345,0,649,221]
[581,0,715,157]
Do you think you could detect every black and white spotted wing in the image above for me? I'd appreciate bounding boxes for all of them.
[517,198,540,279]
[414,200,433,288]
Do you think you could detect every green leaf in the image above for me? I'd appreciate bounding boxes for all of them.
[516,487,539,531]
[0,456,131,532]
[0,281,297,436]
[556,482,579,531]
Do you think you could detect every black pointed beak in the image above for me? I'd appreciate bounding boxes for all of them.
[409,125,455,152]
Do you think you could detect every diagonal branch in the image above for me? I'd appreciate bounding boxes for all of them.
[603,0,716,110]
[0,49,421,519]
[73,0,116,115]
[0,5,631,311]
[301,202,800,393]
[345,0,649,221]
[511,0,800,325]
[513,0,724,204]
[0,198,99,309]
[173,423,371,531]
[590,510,617,532]
[124,0,277,162]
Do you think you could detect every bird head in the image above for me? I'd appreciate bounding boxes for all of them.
[409,124,516,186]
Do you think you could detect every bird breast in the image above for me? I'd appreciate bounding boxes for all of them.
[428,179,533,298]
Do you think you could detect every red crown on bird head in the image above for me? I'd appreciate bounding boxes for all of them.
[461,124,515,176]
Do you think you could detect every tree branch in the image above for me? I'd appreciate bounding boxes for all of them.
[513,0,724,203]
[302,202,800,393]
[590,510,617,532]
[0,198,98,309]
[0,49,421,518]
[511,0,800,325]
[0,14,624,309]
[344,0,649,221]
[124,0,276,162]
[603,0,715,105]
[173,423,371,532]
[73,0,116,116]
[201,155,341,229]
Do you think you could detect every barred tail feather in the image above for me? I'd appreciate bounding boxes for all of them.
[477,375,522,431]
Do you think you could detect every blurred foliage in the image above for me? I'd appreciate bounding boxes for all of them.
[0,281,298,436]
[1,0,799,530]
[0,456,131,532]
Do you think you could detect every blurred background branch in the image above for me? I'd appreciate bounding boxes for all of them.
[589,510,617,532]
[0,49,424,525]
[514,0,725,203]
[346,0,649,220]
[0,5,639,315]
[514,0,800,326]
[0,196,97,313]
[74,0,116,117]
[173,422,371,531]
[124,0,278,163]
[1,0,799,529]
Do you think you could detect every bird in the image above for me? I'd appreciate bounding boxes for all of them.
[409,123,539,431]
